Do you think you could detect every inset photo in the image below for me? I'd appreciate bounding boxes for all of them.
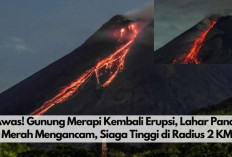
[154,0,232,64]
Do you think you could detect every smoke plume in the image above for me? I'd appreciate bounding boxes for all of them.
[124,1,154,21]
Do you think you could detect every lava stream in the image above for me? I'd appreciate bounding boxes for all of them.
[31,23,140,115]
[173,21,217,64]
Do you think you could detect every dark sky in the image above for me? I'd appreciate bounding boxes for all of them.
[154,0,232,50]
[0,0,152,93]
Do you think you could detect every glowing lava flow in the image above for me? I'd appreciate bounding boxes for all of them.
[173,21,217,64]
[31,23,140,115]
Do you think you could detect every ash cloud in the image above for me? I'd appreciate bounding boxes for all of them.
[124,1,154,21]
[209,0,232,16]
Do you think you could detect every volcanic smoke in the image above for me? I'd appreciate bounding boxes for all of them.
[31,23,141,115]
[173,21,217,64]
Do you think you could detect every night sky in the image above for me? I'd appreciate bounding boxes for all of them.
[154,0,232,50]
[0,0,152,93]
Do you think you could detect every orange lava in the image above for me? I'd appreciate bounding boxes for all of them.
[31,23,140,115]
[173,21,217,64]
[118,28,126,43]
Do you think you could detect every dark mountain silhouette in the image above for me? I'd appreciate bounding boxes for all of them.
[154,16,232,64]
[0,15,232,115]
[191,98,232,115]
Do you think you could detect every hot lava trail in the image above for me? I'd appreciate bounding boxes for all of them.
[31,23,141,115]
[173,21,217,64]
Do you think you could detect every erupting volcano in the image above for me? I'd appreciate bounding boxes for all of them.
[31,23,141,115]
[2,15,232,116]
[154,16,232,64]
[173,21,217,64]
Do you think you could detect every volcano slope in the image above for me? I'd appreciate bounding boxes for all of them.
[154,16,232,64]
[0,15,232,115]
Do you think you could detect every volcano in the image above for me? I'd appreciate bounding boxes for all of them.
[154,16,232,64]
[0,15,232,115]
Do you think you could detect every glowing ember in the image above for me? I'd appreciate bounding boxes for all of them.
[31,23,140,115]
[173,21,217,64]
[118,28,126,43]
